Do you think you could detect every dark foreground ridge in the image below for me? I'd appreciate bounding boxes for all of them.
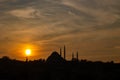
[0,51,120,80]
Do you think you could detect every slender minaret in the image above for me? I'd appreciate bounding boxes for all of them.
[64,45,66,60]
[60,48,62,56]
[76,51,79,60]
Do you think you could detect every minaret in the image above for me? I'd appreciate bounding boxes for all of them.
[60,48,62,56]
[76,51,78,60]
[64,45,66,60]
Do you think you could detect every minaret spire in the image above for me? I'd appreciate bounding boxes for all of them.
[64,45,66,60]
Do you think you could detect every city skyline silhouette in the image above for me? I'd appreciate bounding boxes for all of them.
[0,49,120,80]
[0,0,120,80]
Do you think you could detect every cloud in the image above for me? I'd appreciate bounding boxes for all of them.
[61,0,120,25]
[0,0,120,62]
[8,7,39,18]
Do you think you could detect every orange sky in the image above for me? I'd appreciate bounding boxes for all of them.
[0,0,120,62]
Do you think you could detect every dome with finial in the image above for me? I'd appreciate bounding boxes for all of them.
[46,51,66,64]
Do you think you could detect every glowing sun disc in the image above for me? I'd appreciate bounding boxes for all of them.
[25,49,31,56]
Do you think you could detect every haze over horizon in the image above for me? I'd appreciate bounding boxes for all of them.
[0,0,120,62]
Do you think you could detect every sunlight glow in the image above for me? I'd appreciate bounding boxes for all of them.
[25,49,31,56]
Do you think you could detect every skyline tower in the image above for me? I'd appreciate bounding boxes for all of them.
[64,45,66,60]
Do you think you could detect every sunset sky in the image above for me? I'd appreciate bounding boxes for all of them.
[0,0,120,62]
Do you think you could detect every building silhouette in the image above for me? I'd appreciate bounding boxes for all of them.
[72,52,79,61]
[59,45,66,60]
[46,51,66,64]
[60,48,62,57]
[64,45,66,60]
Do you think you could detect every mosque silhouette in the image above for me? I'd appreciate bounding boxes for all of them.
[46,45,79,64]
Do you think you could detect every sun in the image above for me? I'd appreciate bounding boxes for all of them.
[25,49,31,56]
